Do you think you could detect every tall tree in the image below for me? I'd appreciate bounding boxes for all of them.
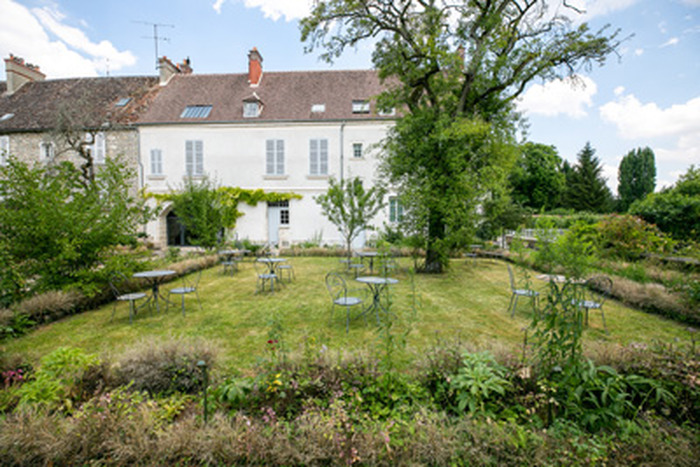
[510,142,566,210]
[564,142,613,213]
[315,177,386,258]
[301,0,621,272]
[617,146,656,212]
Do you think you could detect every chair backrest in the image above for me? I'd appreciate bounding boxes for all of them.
[181,269,202,290]
[506,263,516,290]
[586,275,613,305]
[254,259,270,275]
[108,272,129,298]
[325,272,347,301]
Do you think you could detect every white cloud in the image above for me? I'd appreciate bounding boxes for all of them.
[681,0,700,6]
[555,0,640,21]
[634,48,644,56]
[602,163,619,194]
[517,75,597,118]
[237,0,313,21]
[614,86,625,96]
[599,93,700,139]
[660,37,680,48]
[655,134,700,164]
[0,0,135,78]
[213,0,226,14]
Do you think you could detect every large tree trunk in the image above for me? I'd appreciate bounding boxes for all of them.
[422,211,446,274]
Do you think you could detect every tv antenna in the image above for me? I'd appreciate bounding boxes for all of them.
[134,21,174,70]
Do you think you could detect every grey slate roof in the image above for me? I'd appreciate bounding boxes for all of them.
[0,76,159,133]
[137,70,394,125]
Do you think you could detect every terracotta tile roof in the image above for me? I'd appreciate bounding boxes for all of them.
[0,76,159,133]
[137,70,395,124]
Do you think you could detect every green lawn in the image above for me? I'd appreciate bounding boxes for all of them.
[1,256,689,371]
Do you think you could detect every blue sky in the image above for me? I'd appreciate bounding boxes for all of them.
[1,0,699,193]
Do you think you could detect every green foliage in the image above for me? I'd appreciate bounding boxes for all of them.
[154,179,302,249]
[630,165,700,242]
[15,347,102,412]
[593,214,673,260]
[510,143,566,210]
[563,142,614,213]
[315,176,386,257]
[450,351,511,415]
[302,0,621,273]
[0,156,148,296]
[618,147,656,212]
[553,222,599,280]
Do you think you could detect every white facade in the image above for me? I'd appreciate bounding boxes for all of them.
[139,119,394,248]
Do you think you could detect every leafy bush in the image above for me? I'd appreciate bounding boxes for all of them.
[450,351,511,415]
[114,339,215,396]
[14,347,104,412]
[594,214,673,260]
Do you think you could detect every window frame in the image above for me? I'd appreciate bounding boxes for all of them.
[243,101,260,118]
[86,132,106,164]
[309,138,329,175]
[39,141,55,161]
[266,139,285,176]
[352,100,370,114]
[150,148,163,176]
[185,140,204,177]
[389,197,404,223]
[180,105,212,119]
[352,142,363,159]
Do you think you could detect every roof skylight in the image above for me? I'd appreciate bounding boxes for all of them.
[180,105,212,118]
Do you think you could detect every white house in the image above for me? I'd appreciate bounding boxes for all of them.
[137,49,397,249]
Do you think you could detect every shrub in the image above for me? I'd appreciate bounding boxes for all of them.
[14,347,105,413]
[450,351,511,415]
[594,214,673,260]
[14,290,83,323]
[114,338,215,396]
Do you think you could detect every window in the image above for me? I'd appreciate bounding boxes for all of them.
[180,105,212,118]
[352,143,363,159]
[270,200,290,225]
[280,208,290,225]
[352,99,370,113]
[87,132,106,163]
[39,141,54,161]
[150,149,163,175]
[378,107,396,116]
[243,101,260,118]
[311,104,326,113]
[309,139,328,175]
[389,197,404,223]
[266,139,285,175]
[0,136,8,165]
[115,97,131,107]
[185,140,204,176]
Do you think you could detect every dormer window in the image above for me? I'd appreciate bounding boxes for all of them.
[180,105,212,118]
[352,100,370,114]
[244,101,260,118]
[243,94,262,118]
[378,107,396,116]
[115,97,131,107]
[311,104,326,113]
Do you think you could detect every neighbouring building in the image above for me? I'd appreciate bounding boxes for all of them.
[137,49,398,249]
[0,54,161,196]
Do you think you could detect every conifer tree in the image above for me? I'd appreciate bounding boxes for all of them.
[564,142,613,213]
[618,147,656,211]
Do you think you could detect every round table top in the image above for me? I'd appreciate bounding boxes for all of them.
[356,276,398,285]
[257,257,287,263]
[356,251,378,257]
[133,270,176,279]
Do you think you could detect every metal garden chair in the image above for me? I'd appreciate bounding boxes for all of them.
[574,275,613,334]
[507,263,539,317]
[325,272,365,334]
[167,270,202,316]
[109,272,148,324]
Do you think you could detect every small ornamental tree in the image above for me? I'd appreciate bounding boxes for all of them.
[315,177,386,258]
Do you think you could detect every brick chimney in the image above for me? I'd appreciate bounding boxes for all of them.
[158,56,180,85]
[248,48,263,87]
[4,54,46,95]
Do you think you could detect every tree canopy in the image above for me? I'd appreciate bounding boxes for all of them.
[510,142,565,211]
[301,0,622,272]
[618,147,656,212]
